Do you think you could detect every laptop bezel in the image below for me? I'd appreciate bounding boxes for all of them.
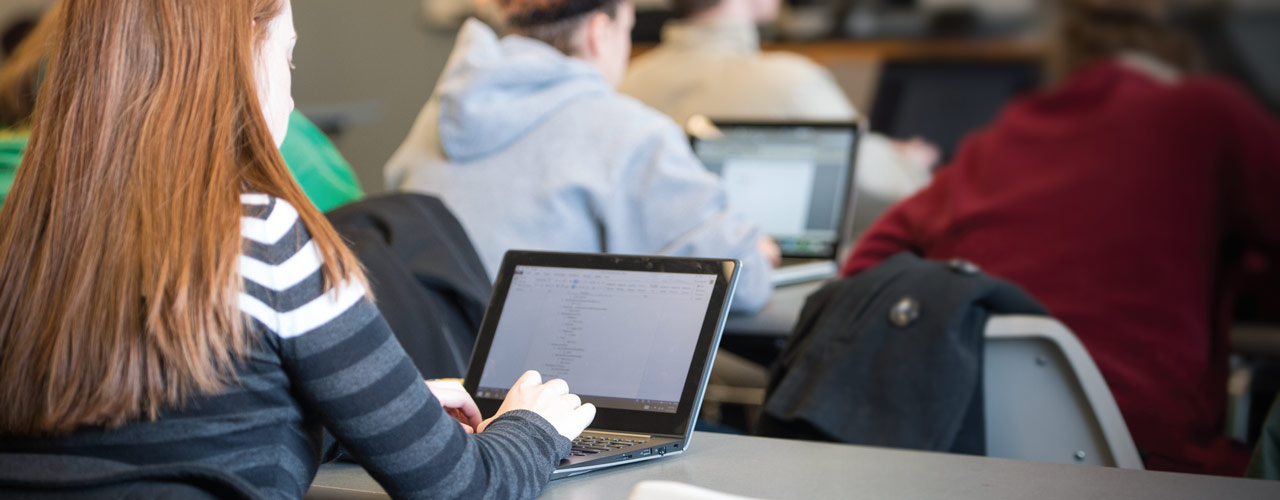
[463,250,740,438]
[688,119,862,261]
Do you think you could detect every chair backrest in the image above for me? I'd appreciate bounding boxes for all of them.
[983,315,1143,469]
[326,193,492,379]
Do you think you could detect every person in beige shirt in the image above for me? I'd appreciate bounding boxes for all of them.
[621,0,852,122]
[620,0,938,212]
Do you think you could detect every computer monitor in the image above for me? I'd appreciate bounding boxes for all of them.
[690,121,860,260]
[870,60,1040,161]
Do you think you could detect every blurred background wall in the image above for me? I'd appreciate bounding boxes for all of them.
[288,0,457,194]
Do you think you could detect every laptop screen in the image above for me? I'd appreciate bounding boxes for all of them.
[692,123,858,259]
[475,265,717,413]
[466,251,738,436]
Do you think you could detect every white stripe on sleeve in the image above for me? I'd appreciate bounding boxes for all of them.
[241,193,271,206]
[239,280,367,339]
[239,240,323,292]
[241,200,299,245]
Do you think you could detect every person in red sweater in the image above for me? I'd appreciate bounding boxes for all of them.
[842,0,1280,476]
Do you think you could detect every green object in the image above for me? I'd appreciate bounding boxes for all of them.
[279,110,364,212]
[0,127,27,206]
[0,110,363,211]
[1247,395,1280,480]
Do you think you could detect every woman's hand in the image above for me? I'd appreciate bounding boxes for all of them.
[426,379,483,433]
[476,370,596,440]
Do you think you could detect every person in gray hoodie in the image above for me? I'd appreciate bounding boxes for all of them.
[385,0,778,312]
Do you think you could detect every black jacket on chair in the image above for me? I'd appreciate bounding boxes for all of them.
[758,252,1046,454]
[326,194,492,379]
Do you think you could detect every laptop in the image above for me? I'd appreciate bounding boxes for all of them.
[463,250,740,479]
[689,119,861,286]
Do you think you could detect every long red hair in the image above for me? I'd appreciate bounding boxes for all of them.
[0,0,365,436]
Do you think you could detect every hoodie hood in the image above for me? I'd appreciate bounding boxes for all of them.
[434,19,612,162]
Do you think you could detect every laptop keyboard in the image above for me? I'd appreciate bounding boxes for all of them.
[569,434,648,457]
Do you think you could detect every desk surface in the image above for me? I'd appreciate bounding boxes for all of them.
[308,431,1279,499]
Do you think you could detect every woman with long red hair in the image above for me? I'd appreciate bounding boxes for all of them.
[0,0,594,498]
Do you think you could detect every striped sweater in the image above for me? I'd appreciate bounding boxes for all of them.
[1,195,570,499]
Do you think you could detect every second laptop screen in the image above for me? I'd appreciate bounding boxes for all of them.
[694,125,856,258]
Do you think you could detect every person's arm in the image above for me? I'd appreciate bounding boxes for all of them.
[243,198,573,500]
[606,119,774,313]
[282,303,566,500]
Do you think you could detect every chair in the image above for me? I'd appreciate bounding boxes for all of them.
[326,193,492,380]
[983,315,1143,469]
